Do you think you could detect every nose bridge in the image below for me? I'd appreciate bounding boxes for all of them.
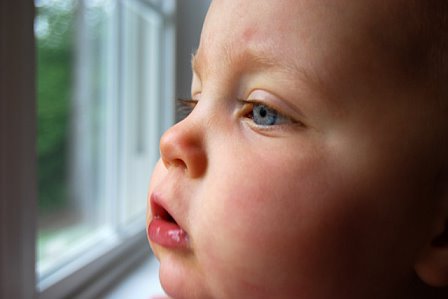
[159,112,207,178]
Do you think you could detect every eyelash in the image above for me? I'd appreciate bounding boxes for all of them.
[175,98,197,122]
[175,98,300,129]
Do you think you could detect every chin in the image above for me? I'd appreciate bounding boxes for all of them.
[156,248,210,299]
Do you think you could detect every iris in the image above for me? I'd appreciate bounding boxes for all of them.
[253,104,278,126]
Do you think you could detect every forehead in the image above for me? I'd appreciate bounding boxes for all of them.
[198,0,381,58]
[195,1,346,101]
[196,1,313,74]
[196,0,426,103]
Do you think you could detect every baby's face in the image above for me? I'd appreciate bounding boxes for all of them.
[147,0,443,298]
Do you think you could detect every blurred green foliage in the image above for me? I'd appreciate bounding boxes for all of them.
[36,3,75,214]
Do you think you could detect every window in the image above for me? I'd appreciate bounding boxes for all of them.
[35,0,175,297]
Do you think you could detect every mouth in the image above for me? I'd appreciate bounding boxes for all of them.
[152,199,177,223]
[148,194,189,249]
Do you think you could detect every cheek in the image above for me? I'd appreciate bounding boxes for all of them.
[192,146,430,297]
[193,151,343,294]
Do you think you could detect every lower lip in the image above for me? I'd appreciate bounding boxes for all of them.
[148,218,189,249]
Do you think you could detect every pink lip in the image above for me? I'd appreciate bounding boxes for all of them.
[148,193,189,249]
[148,218,189,249]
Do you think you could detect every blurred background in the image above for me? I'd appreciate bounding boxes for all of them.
[1,0,210,298]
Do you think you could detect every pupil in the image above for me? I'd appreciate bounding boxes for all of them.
[259,107,267,118]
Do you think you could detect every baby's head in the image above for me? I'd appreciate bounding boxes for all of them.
[147,0,448,298]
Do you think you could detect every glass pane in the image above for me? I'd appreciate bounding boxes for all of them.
[36,0,116,279]
[35,0,169,288]
[121,1,162,225]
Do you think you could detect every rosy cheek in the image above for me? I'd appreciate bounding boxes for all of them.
[197,185,277,263]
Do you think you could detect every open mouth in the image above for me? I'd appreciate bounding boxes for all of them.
[152,201,177,224]
[148,195,189,249]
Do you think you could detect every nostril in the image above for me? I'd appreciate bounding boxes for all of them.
[161,154,187,170]
[172,158,187,169]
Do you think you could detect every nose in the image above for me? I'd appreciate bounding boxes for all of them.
[159,117,207,178]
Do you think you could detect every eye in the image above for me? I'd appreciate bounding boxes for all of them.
[252,104,278,126]
[243,102,293,127]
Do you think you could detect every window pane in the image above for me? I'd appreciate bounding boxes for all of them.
[120,0,162,225]
[36,0,116,279]
[35,0,174,292]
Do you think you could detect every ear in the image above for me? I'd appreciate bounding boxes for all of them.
[414,172,448,287]
[414,218,448,287]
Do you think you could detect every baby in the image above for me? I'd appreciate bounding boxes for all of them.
[146,0,448,298]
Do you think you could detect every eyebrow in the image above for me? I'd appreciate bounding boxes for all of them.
[190,46,314,83]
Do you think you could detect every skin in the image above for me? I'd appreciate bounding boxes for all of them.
[147,0,448,298]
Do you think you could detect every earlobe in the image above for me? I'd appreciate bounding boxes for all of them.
[415,219,448,287]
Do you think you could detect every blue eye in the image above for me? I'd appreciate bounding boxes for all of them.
[252,104,278,126]
[243,101,296,128]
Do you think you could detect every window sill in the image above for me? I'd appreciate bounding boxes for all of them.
[38,229,151,299]
[101,255,164,299]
